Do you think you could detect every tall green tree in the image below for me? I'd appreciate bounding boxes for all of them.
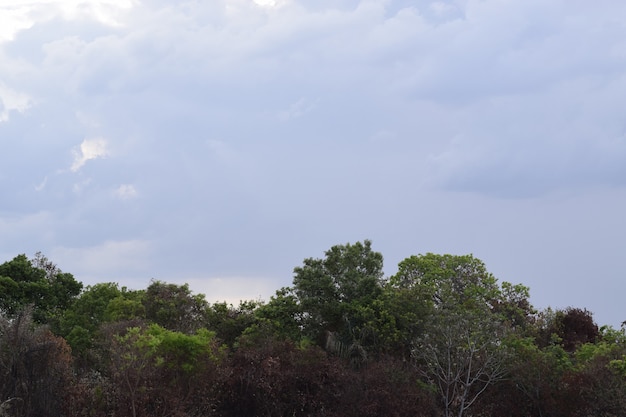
[291,240,384,346]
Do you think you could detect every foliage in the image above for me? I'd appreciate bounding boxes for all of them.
[143,280,208,333]
[396,253,519,417]
[292,240,384,347]
[253,287,304,342]
[0,247,623,417]
[537,306,599,352]
[221,338,437,417]
[492,281,536,333]
[60,282,143,358]
[390,253,500,311]
[100,322,222,417]
[414,309,509,417]
[205,299,260,348]
[0,254,82,325]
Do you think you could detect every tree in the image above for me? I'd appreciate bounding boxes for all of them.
[0,308,74,417]
[292,240,384,346]
[399,254,511,417]
[391,253,501,311]
[60,282,143,358]
[205,300,260,348]
[252,287,304,342]
[414,309,509,417]
[102,323,222,417]
[143,280,208,333]
[486,335,572,417]
[0,254,82,325]
[221,337,438,417]
[559,307,599,352]
[537,307,599,352]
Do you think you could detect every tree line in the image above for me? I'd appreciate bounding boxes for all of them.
[0,243,625,417]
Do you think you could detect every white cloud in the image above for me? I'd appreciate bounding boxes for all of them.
[0,0,136,38]
[0,5,34,43]
[0,82,31,122]
[71,138,109,172]
[114,184,137,199]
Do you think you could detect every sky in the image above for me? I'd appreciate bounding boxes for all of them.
[1,0,625,327]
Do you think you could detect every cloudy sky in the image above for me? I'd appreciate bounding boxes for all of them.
[1,0,625,327]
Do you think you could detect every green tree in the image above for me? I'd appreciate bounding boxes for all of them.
[479,334,572,417]
[60,283,144,358]
[378,253,515,359]
[0,254,82,325]
[205,300,260,348]
[491,281,536,333]
[391,253,500,310]
[292,240,384,346]
[143,280,208,333]
[401,254,511,417]
[252,287,304,342]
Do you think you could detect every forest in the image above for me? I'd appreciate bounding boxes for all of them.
[0,241,625,417]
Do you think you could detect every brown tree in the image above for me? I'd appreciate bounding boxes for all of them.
[0,308,74,417]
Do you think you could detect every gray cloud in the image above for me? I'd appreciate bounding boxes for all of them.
[1,0,625,327]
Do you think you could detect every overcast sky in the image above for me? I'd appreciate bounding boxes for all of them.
[1,0,625,327]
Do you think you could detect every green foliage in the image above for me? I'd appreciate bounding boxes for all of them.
[106,293,145,322]
[576,326,626,369]
[0,254,82,324]
[2,247,625,417]
[206,300,260,348]
[493,281,536,332]
[292,240,384,344]
[143,280,208,333]
[375,276,431,357]
[253,287,303,341]
[143,324,220,372]
[390,253,501,312]
[60,283,144,356]
[399,253,515,417]
[105,323,222,417]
